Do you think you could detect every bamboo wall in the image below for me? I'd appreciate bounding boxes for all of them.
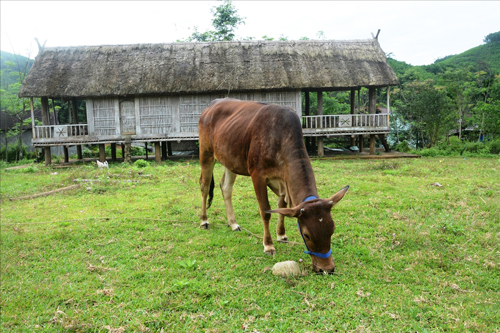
[86,91,302,138]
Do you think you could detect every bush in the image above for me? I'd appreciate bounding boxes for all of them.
[134,159,149,168]
[395,140,410,152]
[0,143,30,162]
[487,139,500,154]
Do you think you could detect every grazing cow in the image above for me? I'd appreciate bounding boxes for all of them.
[198,98,348,274]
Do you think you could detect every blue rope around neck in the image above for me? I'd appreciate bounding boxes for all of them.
[298,196,332,259]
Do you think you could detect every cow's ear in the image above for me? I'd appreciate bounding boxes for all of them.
[327,185,349,208]
[265,207,300,217]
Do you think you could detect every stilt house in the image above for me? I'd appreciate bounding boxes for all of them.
[19,38,398,164]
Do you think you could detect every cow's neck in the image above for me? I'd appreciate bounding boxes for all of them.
[283,149,318,207]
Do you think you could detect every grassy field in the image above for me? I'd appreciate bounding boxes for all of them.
[1,157,499,332]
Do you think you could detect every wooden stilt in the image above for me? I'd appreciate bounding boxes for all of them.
[124,137,132,163]
[167,142,172,156]
[161,141,167,160]
[370,134,376,155]
[369,88,377,155]
[305,91,311,151]
[44,147,51,166]
[359,135,364,153]
[99,144,106,162]
[317,91,324,157]
[155,142,161,163]
[63,146,69,163]
[111,143,117,161]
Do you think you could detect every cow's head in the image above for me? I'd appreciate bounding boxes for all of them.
[267,186,349,274]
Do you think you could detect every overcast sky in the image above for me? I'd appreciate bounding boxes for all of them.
[1,1,499,66]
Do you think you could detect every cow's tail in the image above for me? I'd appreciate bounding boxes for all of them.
[207,175,215,209]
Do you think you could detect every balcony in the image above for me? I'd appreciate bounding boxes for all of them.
[302,114,390,137]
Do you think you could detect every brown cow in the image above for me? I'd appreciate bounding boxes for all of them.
[198,98,348,274]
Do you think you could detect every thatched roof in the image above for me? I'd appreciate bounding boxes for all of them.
[19,39,398,98]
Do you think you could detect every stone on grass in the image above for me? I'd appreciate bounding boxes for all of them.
[272,261,301,277]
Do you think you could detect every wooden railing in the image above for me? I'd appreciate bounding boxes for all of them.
[34,124,89,139]
[302,114,389,129]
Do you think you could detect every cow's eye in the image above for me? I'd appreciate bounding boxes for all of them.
[304,234,310,240]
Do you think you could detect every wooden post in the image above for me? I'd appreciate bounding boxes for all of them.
[145,142,148,160]
[72,98,83,160]
[30,98,35,139]
[305,91,311,151]
[41,97,52,165]
[369,87,376,155]
[359,135,364,153]
[155,142,161,163]
[387,86,390,114]
[111,143,117,161]
[370,135,376,155]
[350,88,356,147]
[124,137,132,163]
[63,146,69,163]
[317,91,324,157]
[161,141,167,160]
[167,142,172,157]
[51,99,58,125]
[99,144,106,162]
[67,100,72,124]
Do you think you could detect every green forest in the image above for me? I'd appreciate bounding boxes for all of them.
[1,0,499,162]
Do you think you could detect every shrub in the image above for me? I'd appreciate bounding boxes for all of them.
[0,143,30,162]
[419,148,439,157]
[134,159,149,168]
[395,140,410,152]
[487,139,500,154]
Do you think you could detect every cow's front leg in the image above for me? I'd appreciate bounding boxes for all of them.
[276,195,288,242]
[251,175,275,255]
[220,168,240,231]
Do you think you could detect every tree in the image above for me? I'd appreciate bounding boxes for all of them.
[182,0,245,42]
[0,55,37,162]
[393,79,453,147]
[483,31,500,44]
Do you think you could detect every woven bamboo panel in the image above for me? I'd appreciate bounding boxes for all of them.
[93,99,116,136]
[139,97,174,134]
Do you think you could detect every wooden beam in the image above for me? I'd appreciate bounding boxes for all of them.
[111,143,117,161]
[99,144,106,162]
[63,146,69,163]
[30,98,35,139]
[124,137,131,163]
[305,91,311,151]
[155,142,161,163]
[369,87,376,114]
[317,91,324,157]
[350,89,356,146]
[167,141,172,157]
[370,134,376,155]
[161,141,167,160]
[44,147,51,166]
[72,98,83,160]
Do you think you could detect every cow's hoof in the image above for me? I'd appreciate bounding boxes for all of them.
[264,246,276,256]
[277,235,288,243]
[229,224,241,231]
[200,221,209,229]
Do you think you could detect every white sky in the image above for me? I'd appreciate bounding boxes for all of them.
[1,1,499,66]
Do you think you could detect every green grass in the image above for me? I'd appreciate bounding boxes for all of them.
[1,157,499,332]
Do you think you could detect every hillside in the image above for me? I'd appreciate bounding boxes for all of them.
[0,51,33,88]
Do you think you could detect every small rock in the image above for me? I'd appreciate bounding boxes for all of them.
[272,261,301,277]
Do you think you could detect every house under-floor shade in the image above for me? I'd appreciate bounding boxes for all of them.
[19,38,398,165]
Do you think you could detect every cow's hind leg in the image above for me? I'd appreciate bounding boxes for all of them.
[199,155,216,229]
[252,175,275,255]
[220,167,240,231]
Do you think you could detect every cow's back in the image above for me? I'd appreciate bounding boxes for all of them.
[199,98,304,176]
